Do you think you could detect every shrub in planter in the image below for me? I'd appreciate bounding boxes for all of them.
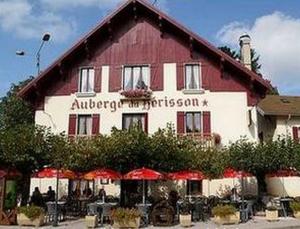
[17,206,45,227]
[111,208,141,229]
[212,205,239,225]
[290,201,300,219]
[179,200,192,227]
[265,205,279,222]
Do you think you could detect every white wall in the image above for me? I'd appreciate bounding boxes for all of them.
[273,117,300,140]
[35,63,258,145]
[266,176,300,197]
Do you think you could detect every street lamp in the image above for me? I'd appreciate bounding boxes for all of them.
[16,33,51,75]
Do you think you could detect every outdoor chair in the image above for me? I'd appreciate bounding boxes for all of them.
[192,200,203,222]
[273,197,287,217]
[46,202,63,223]
[137,205,150,227]
[100,204,112,226]
[87,203,100,219]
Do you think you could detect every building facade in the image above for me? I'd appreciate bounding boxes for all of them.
[19,0,272,147]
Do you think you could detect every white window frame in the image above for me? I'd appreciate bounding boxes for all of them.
[78,67,95,94]
[122,65,150,91]
[77,114,92,136]
[122,113,146,132]
[183,63,203,93]
[185,112,202,134]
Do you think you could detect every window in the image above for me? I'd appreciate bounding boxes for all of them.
[185,64,201,90]
[77,115,92,135]
[123,66,150,90]
[79,68,94,93]
[122,114,146,131]
[186,112,201,133]
[187,180,202,195]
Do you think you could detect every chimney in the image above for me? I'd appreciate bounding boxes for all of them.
[239,34,252,70]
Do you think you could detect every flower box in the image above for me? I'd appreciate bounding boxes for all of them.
[212,212,240,225]
[85,215,98,228]
[113,217,140,229]
[179,214,192,227]
[119,89,152,100]
[17,213,45,227]
[265,209,279,221]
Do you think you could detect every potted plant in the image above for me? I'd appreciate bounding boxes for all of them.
[17,205,45,227]
[179,200,192,227]
[212,205,239,225]
[111,208,141,229]
[290,201,300,219]
[265,205,279,221]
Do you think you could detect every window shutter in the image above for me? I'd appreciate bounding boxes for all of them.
[201,64,209,89]
[94,67,101,93]
[109,65,122,92]
[150,64,163,91]
[177,63,184,90]
[144,113,148,133]
[203,111,211,136]
[68,114,77,136]
[177,112,185,134]
[70,69,78,93]
[293,126,299,141]
[92,114,100,135]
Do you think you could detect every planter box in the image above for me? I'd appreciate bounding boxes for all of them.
[17,213,45,227]
[113,217,140,229]
[293,211,300,219]
[85,215,98,228]
[266,210,279,222]
[179,214,192,227]
[212,212,240,225]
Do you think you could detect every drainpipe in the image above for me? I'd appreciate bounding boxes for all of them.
[286,114,291,139]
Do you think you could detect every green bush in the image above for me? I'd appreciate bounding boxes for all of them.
[212,205,237,217]
[17,206,44,220]
[290,201,300,212]
[111,208,141,223]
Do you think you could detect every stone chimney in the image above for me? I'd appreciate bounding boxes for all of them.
[239,34,252,70]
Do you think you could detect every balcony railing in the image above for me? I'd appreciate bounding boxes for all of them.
[178,133,219,148]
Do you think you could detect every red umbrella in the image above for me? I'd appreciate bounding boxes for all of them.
[266,169,300,177]
[33,168,77,179]
[123,167,164,180]
[0,169,22,179]
[168,170,205,180]
[223,168,252,178]
[83,169,122,180]
[124,168,164,204]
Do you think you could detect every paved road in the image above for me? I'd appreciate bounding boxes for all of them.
[1,217,300,228]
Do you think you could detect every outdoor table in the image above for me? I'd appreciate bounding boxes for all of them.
[136,203,152,226]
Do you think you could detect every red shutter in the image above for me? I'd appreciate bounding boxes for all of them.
[203,111,211,136]
[94,67,101,93]
[70,69,78,93]
[150,64,163,91]
[109,65,122,92]
[177,63,184,90]
[92,114,100,135]
[177,112,185,134]
[144,113,148,134]
[68,114,77,136]
[293,126,299,141]
[201,64,209,89]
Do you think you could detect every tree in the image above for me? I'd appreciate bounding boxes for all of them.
[218,46,262,74]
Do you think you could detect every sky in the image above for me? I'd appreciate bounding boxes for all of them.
[1,0,300,96]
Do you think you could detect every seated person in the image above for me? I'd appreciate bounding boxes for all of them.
[98,185,106,201]
[230,187,240,202]
[30,187,44,207]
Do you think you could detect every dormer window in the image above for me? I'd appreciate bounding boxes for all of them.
[185,64,201,90]
[123,65,150,91]
[79,68,94,93]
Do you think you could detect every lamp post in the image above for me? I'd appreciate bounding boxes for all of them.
[16,33,51,75]
[53,167,59,227]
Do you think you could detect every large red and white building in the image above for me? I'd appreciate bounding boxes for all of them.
[19,0,275,147]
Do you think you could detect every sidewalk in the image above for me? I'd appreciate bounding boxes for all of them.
[1,217,300,229]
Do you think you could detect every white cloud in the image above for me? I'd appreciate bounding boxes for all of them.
[217,12,300,95]
[0,0,76,42]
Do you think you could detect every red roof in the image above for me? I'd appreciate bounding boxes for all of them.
[18,0,272,99]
